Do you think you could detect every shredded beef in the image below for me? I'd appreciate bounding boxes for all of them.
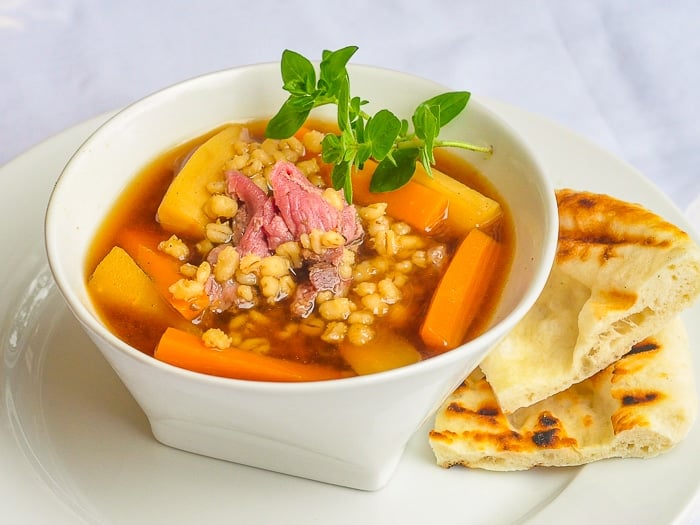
[290,282,317,318]
[264,211,294,250]
[309,261,342,292]
[227,171,272,257]
[204,275,239,313]
[229,205,248,246]
[210,161,364,317]
[270,162,363,244]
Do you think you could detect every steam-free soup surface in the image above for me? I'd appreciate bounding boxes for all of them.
[86,119,513,380]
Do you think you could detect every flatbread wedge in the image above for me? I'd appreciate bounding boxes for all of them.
[429,317,697,470]
[480,189,700,413]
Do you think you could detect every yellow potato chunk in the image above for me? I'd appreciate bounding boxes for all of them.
[87,246,176,326]
[339,329,421,375]
[411,162,502,234]
[157,125,243,238]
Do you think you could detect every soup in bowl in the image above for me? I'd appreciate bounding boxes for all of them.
[45,60,558,490]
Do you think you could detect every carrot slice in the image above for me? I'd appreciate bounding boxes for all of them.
[155,327,353,382]
[350,160,449,234]
[419,228,501,351]
[117,228,209,320]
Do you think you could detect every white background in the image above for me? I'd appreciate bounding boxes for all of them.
[2,0,699,522]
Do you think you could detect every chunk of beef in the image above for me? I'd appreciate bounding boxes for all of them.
[204,275,239,313]
[218,162,364,318]
[288,261,352,318]
[226,170,295,256]
[264,209,295,250]
[270,162,363,244]
[206,243,227,265]
[229,204,248,246]
[290,282,317,318]
[226,171,275,257]
[309,261,342,293]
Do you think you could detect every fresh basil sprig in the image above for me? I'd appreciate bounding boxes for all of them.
[265,46,492,202]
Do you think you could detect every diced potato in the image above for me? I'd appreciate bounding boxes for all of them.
[157,125,243,238]
[87,246,178,326]
[411,162,502,234]
[339,329,421,375]
[116,228,209,320]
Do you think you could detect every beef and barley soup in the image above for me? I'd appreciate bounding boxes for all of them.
[86,119,513,381]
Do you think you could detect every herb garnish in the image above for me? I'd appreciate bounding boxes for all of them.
[265,46,492,202]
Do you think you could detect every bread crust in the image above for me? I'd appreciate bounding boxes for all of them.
[430,318,698,470]
[480,189,700,413]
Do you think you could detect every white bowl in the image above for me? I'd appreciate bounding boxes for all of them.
[45,63,558,490]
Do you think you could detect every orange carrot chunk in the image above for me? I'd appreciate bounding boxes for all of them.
[155,327,354,382]
[345,160,449,234]
[419,228,501,351]
[117,228,209,320]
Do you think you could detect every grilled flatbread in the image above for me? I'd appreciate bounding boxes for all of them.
[429,317,697,470]
[480,189,700,413]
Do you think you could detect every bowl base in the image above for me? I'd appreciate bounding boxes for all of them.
[149,418,404,491]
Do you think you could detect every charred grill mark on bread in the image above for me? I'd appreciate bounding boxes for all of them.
[612,338,661,382]
[621,392,660,406]
[529,412,577,449]
[626,340,660,356]
[556,189,681,266]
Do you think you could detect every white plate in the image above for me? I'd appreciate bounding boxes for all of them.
[1,101,699,525]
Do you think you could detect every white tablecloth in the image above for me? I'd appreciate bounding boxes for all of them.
[2,0,699,522]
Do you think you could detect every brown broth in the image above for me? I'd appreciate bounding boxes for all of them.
[431,149,515,342]
[86,120,515,371]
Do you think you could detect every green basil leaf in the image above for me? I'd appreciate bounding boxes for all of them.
[265,97,312,139]
[336,75,351,131]
[399,118,409,137]
[412,105,427,139]
[349,95,367,121]
[343,165,354,203]
[318,49,355,102]
[321,134,343,164]
[366,109,401,160]
[370,148,419,192]
[319,46,359,86]
[331,160,352,202]
[413,105,438,165]
[420,91,470,128]
[419,148,434,177]
[280,49,317,95]
[341,128,357,163]
[284,95,315,111]
[270,48,478,202]
[356,142,373,166]
[351,113,365,144]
